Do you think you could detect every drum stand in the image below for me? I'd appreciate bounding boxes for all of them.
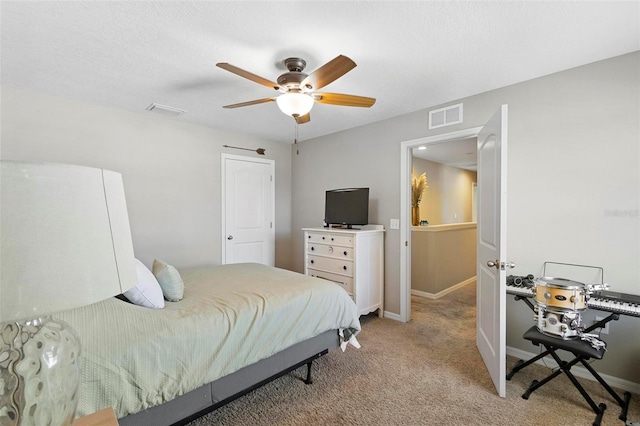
[507,295,631,426]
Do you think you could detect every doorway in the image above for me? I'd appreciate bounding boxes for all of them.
[400,127,483,322]
[400,104,509,397]
[410,139,478,300]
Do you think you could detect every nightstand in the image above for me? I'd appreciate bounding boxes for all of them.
[73,407,119,426]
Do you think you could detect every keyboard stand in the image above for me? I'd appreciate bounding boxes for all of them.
[507,295,631,425]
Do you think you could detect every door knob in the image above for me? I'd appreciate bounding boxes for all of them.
[227,235,233,240]
[486,260,516,270]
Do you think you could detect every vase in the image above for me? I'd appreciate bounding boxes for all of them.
[0,317,81,426]
[412,206,420,226]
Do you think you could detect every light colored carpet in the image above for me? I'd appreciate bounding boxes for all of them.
[187,282,639,425]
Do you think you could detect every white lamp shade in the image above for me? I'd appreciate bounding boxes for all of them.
[0,161,137,322]
[276,92,314,117]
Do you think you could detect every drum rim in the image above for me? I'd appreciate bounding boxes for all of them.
[536,303,586,313]
[535,302,586,312]
[536,326,581,339]
[534,276,585,289]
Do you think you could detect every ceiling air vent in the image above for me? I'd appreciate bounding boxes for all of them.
[146,103,187,117]
[429,103,463,129]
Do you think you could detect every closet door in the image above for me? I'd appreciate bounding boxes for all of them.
[222,154,274,266]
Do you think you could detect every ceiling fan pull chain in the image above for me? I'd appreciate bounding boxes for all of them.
[294,123,301,156]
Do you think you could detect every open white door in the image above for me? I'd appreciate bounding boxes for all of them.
[222,154,275,266]
[476,105,509,397]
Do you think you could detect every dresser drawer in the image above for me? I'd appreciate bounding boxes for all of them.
[307,268,354,295]
[306,232,353,247]
[306,243,354,260]
[307,255,353,276]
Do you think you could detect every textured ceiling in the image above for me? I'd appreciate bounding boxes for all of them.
[1,1,638,144]
[413,138,478,171]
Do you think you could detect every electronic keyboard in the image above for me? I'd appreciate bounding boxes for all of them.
[506,284,640,317]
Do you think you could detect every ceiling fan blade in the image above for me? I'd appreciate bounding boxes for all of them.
[313,93,376,108]
[222,98,276,108]
[300,55,356,91]
[295,113,311,124]
[216,63,281,91]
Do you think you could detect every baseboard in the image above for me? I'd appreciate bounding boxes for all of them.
[411,276,476,300]
[383,310,403,322]
[506,345,640,395]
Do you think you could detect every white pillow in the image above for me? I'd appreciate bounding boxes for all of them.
[122,259,165,309]
[152,259,184,302]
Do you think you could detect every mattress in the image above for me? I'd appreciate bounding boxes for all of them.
[54,262,361,418]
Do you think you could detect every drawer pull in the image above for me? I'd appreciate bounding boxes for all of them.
[311,246,315,251]
[343,265,347,270]
[322,236,325,240]
[343,251,348,256]
[310,260,315,264]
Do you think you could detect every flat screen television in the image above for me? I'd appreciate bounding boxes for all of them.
[324,188,369,228]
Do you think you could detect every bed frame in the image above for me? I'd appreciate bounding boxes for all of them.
[118,329,339,426]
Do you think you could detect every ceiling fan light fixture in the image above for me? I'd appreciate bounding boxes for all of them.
[217,55,374,125]
[276,92,314,117]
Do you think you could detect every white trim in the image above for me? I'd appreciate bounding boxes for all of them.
[411,222,476,232]
[221,153,275,265]
[506,346,640,395]
[399,127,483,323]
[411,276,476,300]
[382,310,401,321]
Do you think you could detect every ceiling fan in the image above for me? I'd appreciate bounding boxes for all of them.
[216,55,376,124]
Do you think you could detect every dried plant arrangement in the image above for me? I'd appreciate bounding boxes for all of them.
[412,172,428,207]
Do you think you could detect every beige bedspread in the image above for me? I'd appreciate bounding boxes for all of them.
[54,263,361,418]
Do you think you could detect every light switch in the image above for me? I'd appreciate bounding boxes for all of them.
[390,219,400,229]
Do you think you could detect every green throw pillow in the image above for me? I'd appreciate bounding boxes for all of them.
[152,259,184,302]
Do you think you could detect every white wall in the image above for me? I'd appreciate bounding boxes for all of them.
[413,158,477,225]
[292,52,639,383]
[1,87,294,270]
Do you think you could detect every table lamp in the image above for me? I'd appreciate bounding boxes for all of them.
[0,161,137,425]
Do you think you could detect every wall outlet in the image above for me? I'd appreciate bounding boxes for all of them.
[390,219,400,230]
[595,316,609,334]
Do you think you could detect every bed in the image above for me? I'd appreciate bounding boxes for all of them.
[54,262,361,425]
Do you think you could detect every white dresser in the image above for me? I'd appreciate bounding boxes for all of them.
[303,227,384,317]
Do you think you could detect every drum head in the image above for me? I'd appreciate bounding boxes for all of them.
[535,276,585,290]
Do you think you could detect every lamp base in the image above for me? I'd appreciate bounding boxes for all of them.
[0,317,81,426]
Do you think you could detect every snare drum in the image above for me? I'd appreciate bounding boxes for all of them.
[535,305,583,339]
[534,277,587,311]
